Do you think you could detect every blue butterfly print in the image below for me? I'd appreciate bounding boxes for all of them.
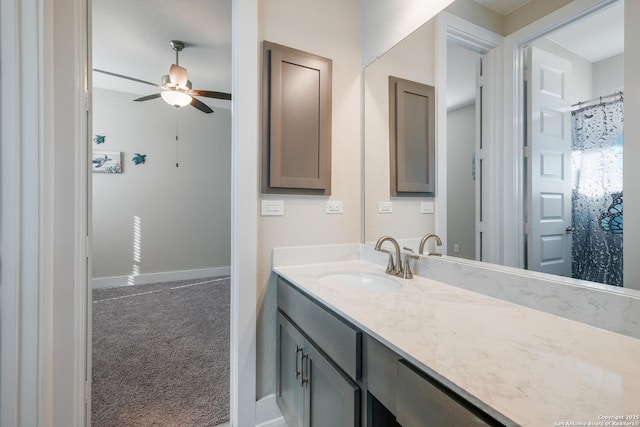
[599,192,623,235]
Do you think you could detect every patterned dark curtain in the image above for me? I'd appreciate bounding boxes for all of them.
[571,98,623,286]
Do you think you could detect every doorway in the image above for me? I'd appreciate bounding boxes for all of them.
[90,0,233,424]
[522,0,624,286]
[446,42,481,261]
[438,13,502,264]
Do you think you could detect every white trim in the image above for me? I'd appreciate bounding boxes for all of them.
[503,0,617,269]
[435,12,503,262]
[91,267,232,289]
[1,0,46,424]
[255,394,285,427]
[231,0,258,425]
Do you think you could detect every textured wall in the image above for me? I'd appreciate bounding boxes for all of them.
[92,88,231,280]
[257,0,362,398]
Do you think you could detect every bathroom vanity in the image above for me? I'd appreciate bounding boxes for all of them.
[273,248,640,427]
[276,275,511,426]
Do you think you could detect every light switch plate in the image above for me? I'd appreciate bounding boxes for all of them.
[378,201,393,213]
[326,201,343,214]
[261,200,284,216]
[420,201,434,214]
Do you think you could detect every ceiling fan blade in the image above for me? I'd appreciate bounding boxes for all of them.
[188,90,232,101]
[93,69,162,88]
[190,97,214,114]
[133,93,162,102]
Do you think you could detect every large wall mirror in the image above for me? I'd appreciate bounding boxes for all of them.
[364,0,630,289]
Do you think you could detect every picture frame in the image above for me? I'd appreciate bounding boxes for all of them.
[92,150,122,173]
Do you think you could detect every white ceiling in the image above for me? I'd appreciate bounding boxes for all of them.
[92,0,232,108]
[474,0,530,15]
[546,0,624,62]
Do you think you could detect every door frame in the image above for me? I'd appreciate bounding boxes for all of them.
[503,0,618,270]
[0,0,258,425]
[435,12,503,262]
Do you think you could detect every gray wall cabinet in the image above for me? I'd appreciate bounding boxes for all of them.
[389,76,435,196]
[262,42,332,195]
[276,276,513,427]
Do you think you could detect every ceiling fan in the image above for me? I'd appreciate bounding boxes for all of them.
[94,40,231,114]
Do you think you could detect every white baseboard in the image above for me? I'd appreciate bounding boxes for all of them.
[255,394,285,427]
[92,266,231,289]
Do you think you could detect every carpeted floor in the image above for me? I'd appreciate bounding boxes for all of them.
[92,277,230,427]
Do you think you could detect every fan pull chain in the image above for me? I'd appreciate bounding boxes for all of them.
[176,118,180,168]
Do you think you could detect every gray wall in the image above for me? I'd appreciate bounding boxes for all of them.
[92,88,231,281]
[593,53,624,97]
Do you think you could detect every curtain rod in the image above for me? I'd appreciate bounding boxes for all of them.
[571,90,623,108]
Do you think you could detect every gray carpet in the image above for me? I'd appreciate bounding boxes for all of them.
[92,277,230,427]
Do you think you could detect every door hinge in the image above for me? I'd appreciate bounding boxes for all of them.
[523,146,532,158]
[85,235,91,258]
[524,69,531,82]
[524,223,532,235]
[478,75,486,88]
[84,381,90,403]
[85,91,91,113]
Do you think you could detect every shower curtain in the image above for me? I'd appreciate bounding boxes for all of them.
[571,98,623,286]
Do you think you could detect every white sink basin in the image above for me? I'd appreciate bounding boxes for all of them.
[318,271,402,294]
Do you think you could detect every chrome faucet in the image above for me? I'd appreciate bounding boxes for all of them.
[374,235,403,276]
[418,233,443,256]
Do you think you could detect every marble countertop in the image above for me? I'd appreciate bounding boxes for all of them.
[274,259,640,427]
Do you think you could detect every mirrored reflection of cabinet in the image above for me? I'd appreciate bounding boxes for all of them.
[389,76,435,196]
[262,41,332,195]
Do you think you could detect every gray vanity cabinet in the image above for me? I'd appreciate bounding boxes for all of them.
[365,335,512,427]
[277,277,361,427]
[277,312,305,427]
[277,276,513,427]
[277,313,360,427]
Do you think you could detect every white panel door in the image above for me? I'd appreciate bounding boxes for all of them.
[526,47,572,276]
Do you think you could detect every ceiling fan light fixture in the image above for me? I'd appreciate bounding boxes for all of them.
[161,90,192,107]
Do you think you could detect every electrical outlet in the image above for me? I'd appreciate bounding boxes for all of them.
[420,201,434,214]
[378,201,393,213]
[261,200,284,216]
[325,201,343,214]
[453,244,460,253]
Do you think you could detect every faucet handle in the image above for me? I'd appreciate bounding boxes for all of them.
[402,253,419,279]
[378,249,395,274]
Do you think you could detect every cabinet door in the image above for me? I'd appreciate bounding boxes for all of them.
[277,313,305,427]
[304,341,360,427]
[262,41,332,195]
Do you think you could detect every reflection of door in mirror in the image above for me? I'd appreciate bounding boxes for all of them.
[523,1,624,286]
[446,43,481,261]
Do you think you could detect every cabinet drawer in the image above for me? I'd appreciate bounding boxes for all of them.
[396,360,506,427]
[277,276,361,380]
[364,335,398,412]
